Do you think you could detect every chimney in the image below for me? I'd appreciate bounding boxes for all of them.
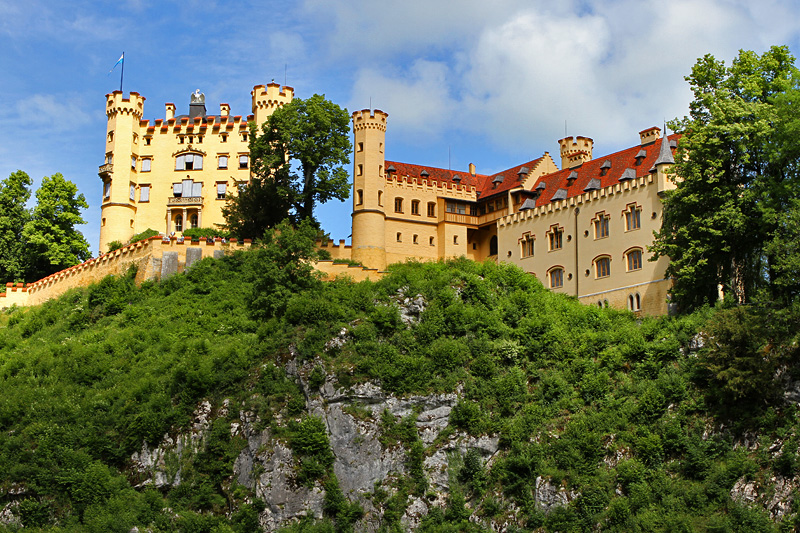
[469,163,476,176]
[639,126,661,145]
[220,103,230,117]
[165,103,175,120]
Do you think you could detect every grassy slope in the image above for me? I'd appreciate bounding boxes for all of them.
[0,251,796,532]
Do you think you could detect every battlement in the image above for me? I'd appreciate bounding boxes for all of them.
[106,91,145,118]
[251,83,294,111]
[558,135,593,169]
[352,109,388,132]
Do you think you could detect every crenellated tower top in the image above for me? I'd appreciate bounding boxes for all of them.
[352,109,388,132]
[557,135,593,169]
[251,83,294,125]
[106,91,145,119]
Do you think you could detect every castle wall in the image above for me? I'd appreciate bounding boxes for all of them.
[498,174,671,315]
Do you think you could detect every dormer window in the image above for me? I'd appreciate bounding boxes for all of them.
[567,170,578,185]
[599,160,611,176]
[634,149,647,166]
[517,167,529,181]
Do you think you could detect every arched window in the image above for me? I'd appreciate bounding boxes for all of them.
[626,248,643,271]
[548,267,564,289]
[594,256,611,278]
[356,189,363,206]
[628,293,641,311]
[175,214,183,232]
[190,214,198,229]
[625,203,642,231]
[175,153,203,171]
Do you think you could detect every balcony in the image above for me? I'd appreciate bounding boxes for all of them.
[98,163,113,178]
[442,212,478,226]
[168,196,203,206]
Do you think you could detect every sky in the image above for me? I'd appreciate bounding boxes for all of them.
[1,0,800,255]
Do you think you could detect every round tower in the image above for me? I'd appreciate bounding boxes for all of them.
[351,109,388,270]
[99,91,145,253]
[557,135,593,169]
[251,83,294,126]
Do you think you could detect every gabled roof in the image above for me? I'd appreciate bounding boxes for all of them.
[527,133,679,206]
[476,157,548,199]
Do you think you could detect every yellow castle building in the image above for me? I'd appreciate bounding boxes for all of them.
[348,109,677,315]
[98,83,293,253]
[97,84,677,315]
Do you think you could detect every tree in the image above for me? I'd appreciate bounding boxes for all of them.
[651,46,800,310]
[0,170,33,282]
[22,173,90,280]
[224,94,351,239]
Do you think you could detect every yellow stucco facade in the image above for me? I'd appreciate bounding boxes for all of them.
[98,83,293,253]
[347,111,678,315]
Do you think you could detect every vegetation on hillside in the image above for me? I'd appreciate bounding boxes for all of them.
[1,222,800,532]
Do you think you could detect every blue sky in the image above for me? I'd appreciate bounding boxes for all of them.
[2,0,799,255]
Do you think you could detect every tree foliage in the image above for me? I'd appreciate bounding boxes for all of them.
[223,94,351,239]
[651,46,800,310]
[0,170,33,282]
[22,173,91,280]
[0,171,90,283]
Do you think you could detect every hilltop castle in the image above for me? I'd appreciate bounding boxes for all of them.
[97,83,293,253]
[344,109,677,314]
[9,86,671,316]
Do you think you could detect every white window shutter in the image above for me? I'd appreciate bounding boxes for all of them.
[173,182,182,195]
[195,155,203,170]
[140,186,150,202]
[175,155,184,170]
[192,182,202,197]
[142,159,151,172]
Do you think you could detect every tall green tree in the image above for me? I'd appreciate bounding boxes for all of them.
[22,173,90,280]
[0,170,33,282]
[651,46,800,310]
[224,94,351,239]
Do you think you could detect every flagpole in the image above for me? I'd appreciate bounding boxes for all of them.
[120,52,125,93]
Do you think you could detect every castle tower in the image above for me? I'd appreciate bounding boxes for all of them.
[654,129,676,193]
[351,109,388,270]
[558,136,593,169]
[99,91,145,253]
[251,83,294,126]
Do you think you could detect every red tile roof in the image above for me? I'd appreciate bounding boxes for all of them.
[384,134,678,206]
[384,161,487,190]
[525,134,679,207]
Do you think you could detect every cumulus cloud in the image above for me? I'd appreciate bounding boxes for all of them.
[335,0,800,157]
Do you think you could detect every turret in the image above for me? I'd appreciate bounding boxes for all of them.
[351,109,388,270]
[99,91,145,253]
[251,83,294,127]
[558,136,593,169]
[654,129,676,193]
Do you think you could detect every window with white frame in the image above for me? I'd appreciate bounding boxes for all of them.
[239,155,249,169]
[175,153,203,171]
[218,155,228,169]
[217,183,227,199]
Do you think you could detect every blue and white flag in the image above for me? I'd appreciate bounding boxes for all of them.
[108,53,124,74]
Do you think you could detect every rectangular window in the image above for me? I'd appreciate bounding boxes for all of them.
[131,156,136,169]
[237,181,247,192]
[141,158,151,172]
[356,189,363,205]
[413,234,418,244]
[394,197,403,213]
[173,182,182,197]
[548,228,563,251]
[596,257,611,278]
[411,200,420,215]
[594,215,609,239]
[103,181,111,198]
[140,185,150,202]
[192,182,202,197]
[427,202,436,217]
[218,156,228,169]
[446,202,466,214]
[521,235,534,257]
[239,155,249,169]
[550,269,564,288]
[129,184,135,201]
[217,183,227,199]
[221,134,227,143]
[396,232,402,242]
[145,137,151,145]
[626,205,641,231]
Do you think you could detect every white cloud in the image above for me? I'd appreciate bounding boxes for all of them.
[14,94,94,131]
